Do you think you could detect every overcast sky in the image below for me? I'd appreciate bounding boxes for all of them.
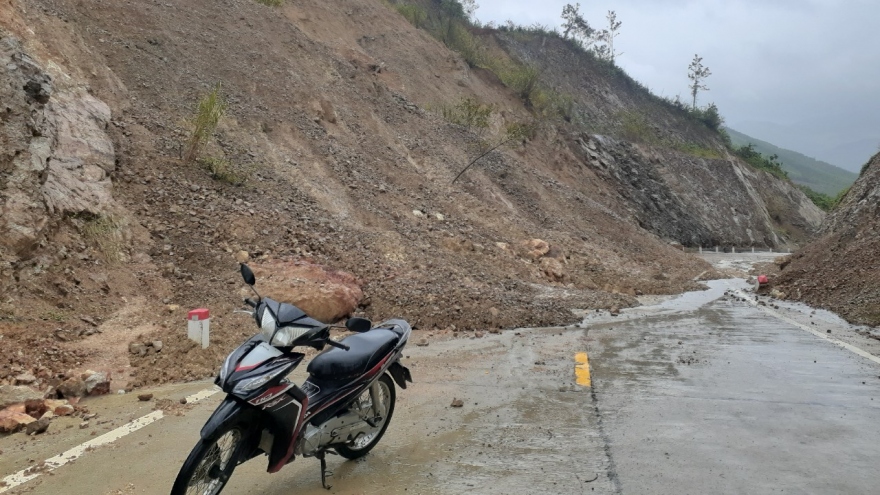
[474,0,880,172]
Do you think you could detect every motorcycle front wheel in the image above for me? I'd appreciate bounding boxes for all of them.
[336,373,397,459]
[170,424,245,495]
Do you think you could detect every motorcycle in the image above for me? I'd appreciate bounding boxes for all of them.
[171,263,412,494]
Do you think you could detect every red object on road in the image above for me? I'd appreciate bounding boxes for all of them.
[757,275,769,285]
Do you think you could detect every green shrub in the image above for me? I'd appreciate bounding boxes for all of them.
[396,4,427,28]
[200,156,251,186]
[617,111,658,144]
[438,97,493,132]
[82,214,126,263]
[184,83,227,164]
[255,0,283,6]
[735,144,788,180]
[798,185,838,212]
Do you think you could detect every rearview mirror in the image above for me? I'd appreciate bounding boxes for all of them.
[240,263,256,286]
[345,317,372,333]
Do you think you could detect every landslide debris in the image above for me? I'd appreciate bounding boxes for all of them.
[774,153,880,326]
[1,0,792,390]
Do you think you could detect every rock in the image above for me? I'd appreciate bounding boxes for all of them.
[540,257,566,282]
[488,307,500,318]
[522,239,550,259]
[79,421,90,429]
[0,409,36,434]
[179,397,188,405]
[415,338,428,347]
[54,404,75,416]
[57,378,87,399]
[250,260,363,323]
[129,342,147,356]
[475,331,484,338]
[450,398,464,408]
[434,213,445,221]
[0,385,43,409]
[166,304,180,313]
[412,209,425,218]
[14,373,37,385]
[25,417,50,435]
[610,306,620,316]
[235,250,250,263]
[24,399,48,418]
[770,289,786,299]
[152,340,164,352]
[84,371,111,396]
[138,393,154,402]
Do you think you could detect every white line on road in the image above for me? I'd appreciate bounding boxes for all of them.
[730,287,880,367]
[0,388,219,493]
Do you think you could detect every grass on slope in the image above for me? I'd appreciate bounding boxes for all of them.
[725,127,857,196]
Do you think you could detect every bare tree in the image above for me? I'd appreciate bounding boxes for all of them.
[688,54,711,110]
[595,10,622,63]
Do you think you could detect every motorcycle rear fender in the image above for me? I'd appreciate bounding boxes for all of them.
[388,361,413,390]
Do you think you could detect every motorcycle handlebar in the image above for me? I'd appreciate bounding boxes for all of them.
[325,338,350,351]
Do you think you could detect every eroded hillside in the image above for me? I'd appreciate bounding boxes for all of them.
[775,153,880,326]
[0,0,819,389]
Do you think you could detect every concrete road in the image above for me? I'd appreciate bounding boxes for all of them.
[2,269,879,493]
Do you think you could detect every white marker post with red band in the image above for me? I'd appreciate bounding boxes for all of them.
[187,308,210,349]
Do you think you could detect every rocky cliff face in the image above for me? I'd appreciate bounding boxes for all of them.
[572,134,824,247]
[501,33,824,248]
[775,153,880,325]
[0,32,117,267]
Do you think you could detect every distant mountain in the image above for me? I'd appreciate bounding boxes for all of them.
[725,127,857,196]
[732,119,877,173]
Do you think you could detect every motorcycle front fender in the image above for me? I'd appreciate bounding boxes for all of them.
[200,395,250,439]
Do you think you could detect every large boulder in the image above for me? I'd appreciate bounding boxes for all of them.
[250,260,363,323]
[0,408,36,434]
[0,385,43,409]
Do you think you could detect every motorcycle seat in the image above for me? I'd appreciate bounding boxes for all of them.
[307,329,400,380]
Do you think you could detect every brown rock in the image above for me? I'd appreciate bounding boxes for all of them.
[540,257,566,282]
[250,260,363,323]
[138,393,154,402]
[24,399,48,418]
[0,409,36,434]
[522,238,550,259]
[610,306,620,316]
[54,404,75,416]
[450,398,464,408]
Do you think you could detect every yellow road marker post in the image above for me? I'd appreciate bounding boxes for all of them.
[575,352,591,387]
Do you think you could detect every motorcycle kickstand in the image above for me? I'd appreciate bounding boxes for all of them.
[316,450,337,490]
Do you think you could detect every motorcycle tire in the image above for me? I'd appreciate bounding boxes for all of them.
[336,373,397,459]
[170,423,246,495]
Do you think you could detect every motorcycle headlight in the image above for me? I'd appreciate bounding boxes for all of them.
[232,366,288,395]
[218,352,235,383]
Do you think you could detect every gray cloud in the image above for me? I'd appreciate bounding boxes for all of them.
[475,0,880,170]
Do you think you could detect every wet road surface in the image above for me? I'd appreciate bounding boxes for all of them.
[2,262,879,494]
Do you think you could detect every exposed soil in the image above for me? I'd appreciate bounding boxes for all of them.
[774,153,880,326]
[0,0,726,390]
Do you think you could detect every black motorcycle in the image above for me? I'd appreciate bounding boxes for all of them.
[171,264,412,494]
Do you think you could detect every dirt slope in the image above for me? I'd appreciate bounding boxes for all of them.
[774,153,880,326]
[0,0,812,389]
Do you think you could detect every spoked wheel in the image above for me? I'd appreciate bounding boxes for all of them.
[336,373,397,459]
[170,425,245,495]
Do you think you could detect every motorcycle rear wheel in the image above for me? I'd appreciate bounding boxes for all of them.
[170,424,245,495]
[336,373,396,459]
